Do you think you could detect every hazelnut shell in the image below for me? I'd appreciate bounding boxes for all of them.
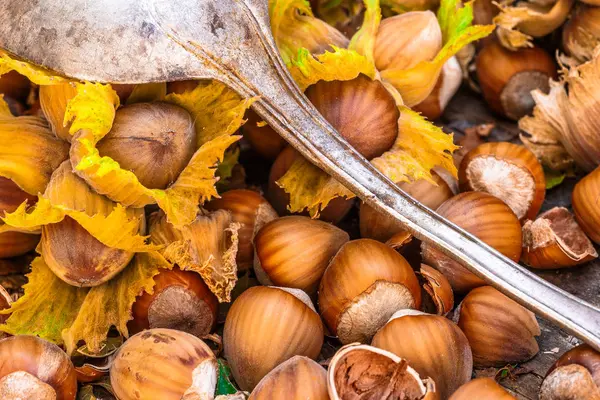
[572,166,600,244]
[449,377,516,399]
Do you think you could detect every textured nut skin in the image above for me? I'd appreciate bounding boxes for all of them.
[421,192,522,293]
[268,147,353,224]
[546,343,600,384]
[205,189,278,271]
[128,268,218,337]
[111,329,217,400]
[249,356,328,400]
[254,216,349,293]
[0,335,77,400]
[360,172,453,242]
[457,286,540,368]
[459,142,545,221]
[305,75,399,161]
[449,378,516,400]
[223,286,323,391]
[319,239,422,343]
[242,110,287,160]
[97,102,196,190]
[572,166,600,244]
[372,312,472,399]
[476,41,557,121]
[540,364,600,400]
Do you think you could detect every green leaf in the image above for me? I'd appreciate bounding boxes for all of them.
[216,147,240,191]
[545,169,566,189]
[216,359,238,395]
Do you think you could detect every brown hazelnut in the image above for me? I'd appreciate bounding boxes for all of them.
[450,377,516,399]
[319,239,422,344]
[0,71,30,101]
[572,166,600,244]
[242,110,287,160]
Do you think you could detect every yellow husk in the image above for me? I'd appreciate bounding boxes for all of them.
[150,209,240,302]
[494,0,575,50]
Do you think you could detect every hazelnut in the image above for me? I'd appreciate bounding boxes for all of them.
[422,192,523,293]
[0,335,77,400]
[328,343,438,400]
[249,356,328,400]
[413,57,463,120]
[372,310,472,399]
[450,377,516,399]
[268,147,354,224]
[522,207,597,269]
[41,162,139,287]
[96,102,196,189]
[254,216,349,294]
[456,286,540,367]
[458,142,546,221]
[166,80,199,94]
[128,268,219,337]
[305,74,400,160]
[0,176,37,215]
[111,329,218,400]
[242,110,287,160]
[359,171,453,242]
[0,284,11,325]
[205,189,278,271]
[223,286,323,391]
[476,40,557,121]
[0,71,30,101]
[540,344,600,400]
[319,239,422,344]
[572,166,600,244]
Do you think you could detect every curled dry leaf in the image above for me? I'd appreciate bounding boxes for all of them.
[494,0,575,50]
[522,207,597,269]
[519,49,600,172]
[327,343,438,400]
[150,209,240,302]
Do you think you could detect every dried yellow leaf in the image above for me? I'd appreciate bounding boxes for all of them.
[349,0,381,65]
[0,50,68,85]
[150,210,240,302]
[0,257,88,344]
[62,251,173,354]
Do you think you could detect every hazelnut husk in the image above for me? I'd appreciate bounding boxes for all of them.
[41,162,140,287]
[359,171,453,242]
[421,192,523,293]
[223,286,324,391]
[372,310,472,399]
[268,147,354,224]
[450,377,516,399]
[458,142,546,221]
[96,102,196,189]
[305,74,400,161]
[0,335,77,400]
[476,40,557,121]
[522,207,597,269]
[0,284,11,326]
[572,166,600,244]
[319,239,422,344]
[0,71,30,101]
[111,329,218,400]
[254,216,349,294]
[374,11,443,72]
[0,177,40,258]
[242,110,287,160]
[413,57,463,120]
[328,343,438,400]
[540,344,600,400]
[562,4,600,63]
[205,189,278,271]
[39,83,78,142]
[249,356,328,400]
[456,286,540,368]
[128,268,219,337]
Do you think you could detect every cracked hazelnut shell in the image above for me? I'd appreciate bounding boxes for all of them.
[254,216,349,294]
[129,268,218,337]
[522,207,597,269]
[0,335,77,400]
[421,192,522,293]
[328,343,438,400]
[476,40,557,121]
[372,310,472,399]
[319,239,422,344]
[205,189,278,271]
[111,329,218,400]
[456,286,540,368]
[223,286,323,391]
[572,166,600,244]
[418,264,454,316]
[459,142,546,221]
